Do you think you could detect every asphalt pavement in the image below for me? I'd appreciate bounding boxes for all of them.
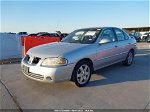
[0,42,150,111]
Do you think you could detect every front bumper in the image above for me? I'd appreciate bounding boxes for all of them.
[21,61,75,83]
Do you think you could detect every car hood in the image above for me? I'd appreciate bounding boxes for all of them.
[27,42,89,58]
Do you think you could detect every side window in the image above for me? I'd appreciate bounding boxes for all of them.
[114,29,125,41]
[122,30,129,40]
[100,29,116,43]
[124,33,129,40]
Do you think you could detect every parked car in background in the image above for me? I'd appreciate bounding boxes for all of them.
[129,34,139,42]
[28,33,38,36]
[21,27,137,87]
[28,32,60,37]
[36,32,50,36]
[18,32,28,46]
[49,33,60,37]
[141,32,150,41]
[18,32,28,36]
[28,32,49,37]
[146,36,150,43]
[8,32,16,34]
[55,31,69,40]
[60,33,69,40]
[37,33,49,36]
[129,32,141,42]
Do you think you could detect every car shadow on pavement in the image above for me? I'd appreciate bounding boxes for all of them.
[87,49,150,87]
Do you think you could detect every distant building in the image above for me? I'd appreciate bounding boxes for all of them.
[123,27,150,34]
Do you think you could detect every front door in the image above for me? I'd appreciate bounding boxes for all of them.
[95,28,121,69]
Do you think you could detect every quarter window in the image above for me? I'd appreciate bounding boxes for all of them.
[114,29,125,41]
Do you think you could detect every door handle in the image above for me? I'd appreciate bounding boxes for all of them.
[115,46,118,48]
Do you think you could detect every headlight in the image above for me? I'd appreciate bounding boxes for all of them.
[41,58,68,66]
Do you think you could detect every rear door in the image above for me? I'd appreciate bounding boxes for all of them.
[113,28,131,60]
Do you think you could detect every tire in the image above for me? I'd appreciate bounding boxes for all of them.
[72,61,92,87]
[122,50,134,66]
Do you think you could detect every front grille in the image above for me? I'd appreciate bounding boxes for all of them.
[22,65,44,80]
[22,64,29,73]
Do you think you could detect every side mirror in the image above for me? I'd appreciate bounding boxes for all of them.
[99,37,112,44]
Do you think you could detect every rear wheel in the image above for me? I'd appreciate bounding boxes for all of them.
[72,61,92,87]
[122,50,134,66]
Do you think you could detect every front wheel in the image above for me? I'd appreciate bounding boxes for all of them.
[122,50,134,66]
[72,61,92,87]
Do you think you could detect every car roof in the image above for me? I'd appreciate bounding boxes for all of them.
[76,27,122,31]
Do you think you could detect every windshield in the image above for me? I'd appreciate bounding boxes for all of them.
[61,28,101,44]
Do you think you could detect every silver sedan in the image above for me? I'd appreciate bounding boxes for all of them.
[21,27,137,87]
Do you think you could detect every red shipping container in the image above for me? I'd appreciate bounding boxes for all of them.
[22,35,35,46]
[23,36,60,55]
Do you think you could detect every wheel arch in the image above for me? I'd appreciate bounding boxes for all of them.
[70,58,94,81]
[130,48,135,56]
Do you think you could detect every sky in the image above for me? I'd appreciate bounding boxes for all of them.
[1,0,149,33]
